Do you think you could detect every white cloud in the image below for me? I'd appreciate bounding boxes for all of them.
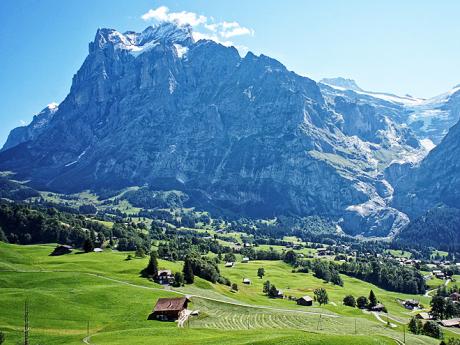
[141,6,254,51]
[141,6,207,26]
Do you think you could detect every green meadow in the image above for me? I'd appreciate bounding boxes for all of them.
[0,243,446,344]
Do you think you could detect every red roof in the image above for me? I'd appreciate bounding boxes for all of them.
[153,297,189,312]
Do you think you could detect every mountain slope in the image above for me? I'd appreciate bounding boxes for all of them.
[0,23,424,236]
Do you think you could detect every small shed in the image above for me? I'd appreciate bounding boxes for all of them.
[148,297,190,321]
[50,245,73,256]
[242,257,250,263]
[297,296,313,306]
[225,262,234,267]
[242,278,251,285]
[93,248,103,252]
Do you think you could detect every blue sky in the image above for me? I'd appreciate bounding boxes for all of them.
[1,0,460,145]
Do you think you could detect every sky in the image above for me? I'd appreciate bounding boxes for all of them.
[1,0,460,146]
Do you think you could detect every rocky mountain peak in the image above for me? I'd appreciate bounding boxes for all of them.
[319,77,363,91]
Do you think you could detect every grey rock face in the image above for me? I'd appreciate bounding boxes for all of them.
[1,103,58,151]
[0,23,425,236]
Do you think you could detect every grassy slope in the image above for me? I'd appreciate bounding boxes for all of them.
[0,243,442,345]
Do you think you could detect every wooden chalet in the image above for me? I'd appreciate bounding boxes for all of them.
[148,297,190,321]
[157,270,174,285]
[450,292,460,302]
[415,312,432,320]
[242,278,251,285]
[371,303,386,312]
[50,245,73,256]
[440,318,460,327]
[403,299,420,310]
[296,296,313,306]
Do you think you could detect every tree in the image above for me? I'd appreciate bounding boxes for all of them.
[331,270,343,286]
[422,320,442,339]
[408,317,421,334]
[357,296,368,309]
[183,257,194,284]
[224,253,236,262]
[0,331,4,345]
[343,295,356,307]
[430,295,446,320]
[445,299,456,319]
[283,250,297,265]
[231,283,238,291]
[368,290,377,308]
[257,267,265,279]
[268,284,279,298]
[173,272,184,287]
[83,238,94,253]
[135,247,145,258]
[314,288,329,305]
[263,280,271,294]
[142,252,159,278]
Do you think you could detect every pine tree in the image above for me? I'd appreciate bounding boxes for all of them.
[408,317,419,334]
[83,238,94,253]
[183,257,194,284]
[368,290,377,308]
[141,252,159,278]
[257,267,265,279]
[263,280,271,294]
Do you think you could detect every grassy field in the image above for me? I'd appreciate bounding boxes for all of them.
[0,243,445,345]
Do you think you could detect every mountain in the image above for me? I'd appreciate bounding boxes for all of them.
[390,116,460,219]
[0,23,428,236]
[320,78,460,145]
[1,103,59,151]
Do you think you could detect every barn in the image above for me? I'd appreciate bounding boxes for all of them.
[147,297,190,321]
[297,296,313,306]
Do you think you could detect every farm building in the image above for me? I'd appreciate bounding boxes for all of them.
[371,303,386,312]
[50,245,73,256]
[93,248,103,252]
[225,262,234,267]
[296,296,313,306]
[416,312,432,320]
[242,257,250,263]
[440,318,460,327]
[148,297,190,321]
[451,292,460,301]
[157,270,175,285]
[403,299,420,310]
[243,278,251,285]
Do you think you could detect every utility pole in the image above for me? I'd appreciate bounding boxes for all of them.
[354,318,357,334]
[403,324,406,344]
[24,299,29,345]
[87,320,90,338]
[317,314,322,330]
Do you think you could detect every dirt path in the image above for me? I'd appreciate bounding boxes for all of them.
[371,312,397,328]
[424,278,450,297]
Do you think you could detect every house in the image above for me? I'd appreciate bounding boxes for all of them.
[50,245,73,256]
[317,248,327,256]
[243,278,251,285]
[440,318,460,327]
[371,303,386,312]
[416,312,432,320]
[148,297,190,321]
[451,292,460,301]
[157,270,175,285]
[296,296,313,306]
[225,262,234,268]
[404,299,420,310]
[242,257,250,263]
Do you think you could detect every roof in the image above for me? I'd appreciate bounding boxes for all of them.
[153,297,189,312]
[404,299,419,305]
[243,278,251,283]
[298,296,313,302]
[372,303,385,310]
[158,270,172,275]
[93,248,103,252]
[440,318,460,327]
[416,312,431,320]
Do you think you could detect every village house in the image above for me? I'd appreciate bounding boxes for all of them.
[403,299,420,310]
[296,296,313,306]
[416,312,432,320]
[242,278,251,285]
[157,270,175,285]
[371,303,386,312]
[450,292,460,302]
[148,297,190,321]
[440,318,460,328]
